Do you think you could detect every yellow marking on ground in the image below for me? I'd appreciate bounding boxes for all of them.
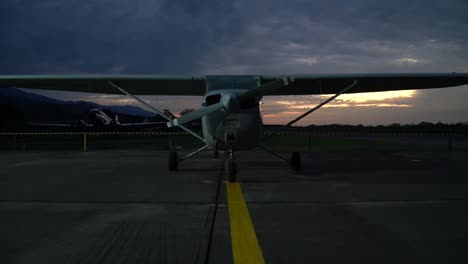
[227,182,265,264]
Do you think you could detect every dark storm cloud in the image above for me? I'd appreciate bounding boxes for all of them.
[198,0,468,74]
[0,0,244,73]
[1,0,468,124]
[1,0,467,74]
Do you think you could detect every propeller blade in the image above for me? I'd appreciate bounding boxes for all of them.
[167,101,225,127]
[238,77,294,105]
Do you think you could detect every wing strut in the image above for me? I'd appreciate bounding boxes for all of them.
[257,144,288,161]
[107,81,206,143]
[285,80,359,127]
[179,144,210,162]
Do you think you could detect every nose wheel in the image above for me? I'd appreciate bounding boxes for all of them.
[226,159,237,182]
[225,148,237,182]
[213,139,219,159]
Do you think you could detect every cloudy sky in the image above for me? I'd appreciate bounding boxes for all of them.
[1,0,468,125]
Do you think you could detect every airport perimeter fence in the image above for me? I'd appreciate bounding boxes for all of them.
[0,132,195,152]
[1,131,468,153]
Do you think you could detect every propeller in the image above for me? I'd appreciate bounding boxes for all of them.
[166,77,294,128]
[238,77,294,104]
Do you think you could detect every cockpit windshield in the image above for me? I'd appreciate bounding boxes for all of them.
[205,94,221,106]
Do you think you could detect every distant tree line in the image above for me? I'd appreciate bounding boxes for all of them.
[264,122,468,134]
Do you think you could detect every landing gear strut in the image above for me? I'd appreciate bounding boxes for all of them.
[224,123,238,182]
[213,139,219,159]
[225,148,237,182]
[168,144,209,171]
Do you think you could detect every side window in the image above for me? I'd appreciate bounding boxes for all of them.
[206,94,221,106]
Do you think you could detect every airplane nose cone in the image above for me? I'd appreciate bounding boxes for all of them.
[214,110,263,150]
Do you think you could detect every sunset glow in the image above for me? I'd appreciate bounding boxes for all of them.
[274,103,411,108]
[28,86,467,126]
[272,90,417,109]
[261,90,420,125]
[339,90,417,103]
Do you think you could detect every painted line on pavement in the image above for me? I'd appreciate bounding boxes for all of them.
[226,182,265,264]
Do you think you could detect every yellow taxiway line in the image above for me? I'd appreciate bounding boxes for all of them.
[226,182,265,264]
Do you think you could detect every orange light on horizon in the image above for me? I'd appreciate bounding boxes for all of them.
[262,90,419,125]
[274,102,411,108]
[339,90,417,103]
[271,90,417,109]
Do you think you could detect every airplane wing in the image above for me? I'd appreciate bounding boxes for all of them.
[261,73,468,95]
[1,73,467,96]
[0,75,206,95]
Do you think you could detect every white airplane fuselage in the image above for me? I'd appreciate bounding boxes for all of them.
[201,89,263,150]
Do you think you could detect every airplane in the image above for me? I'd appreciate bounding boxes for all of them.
[82,108,167,129]
[27,108,166,131]
[1,73,468,181]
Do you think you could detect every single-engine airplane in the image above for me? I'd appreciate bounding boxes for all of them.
[27,108,165,131]
[81,108,166,129]
[1,73,468,181]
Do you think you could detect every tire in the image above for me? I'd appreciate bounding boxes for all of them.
[290,152,301,172]
[226,160,237,182]
[169,151,179,171]
[213,140,219,159]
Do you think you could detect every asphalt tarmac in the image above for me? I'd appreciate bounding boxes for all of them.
[1,148,468,263]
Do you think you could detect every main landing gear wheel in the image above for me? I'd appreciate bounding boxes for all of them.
[226,159,238,182]
[213,140,219,159]
[290,152,301,172]
[169,151,179,171]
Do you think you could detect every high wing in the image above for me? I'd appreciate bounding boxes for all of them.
[0,75,206,95]
[0,73,467,96]
[261,73,468,95]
